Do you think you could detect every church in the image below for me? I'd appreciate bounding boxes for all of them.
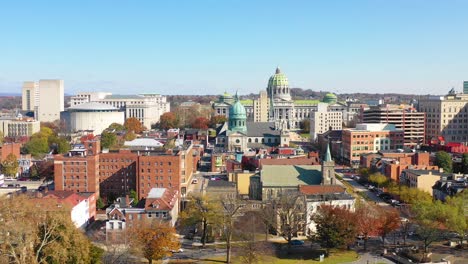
[215,93,290,152]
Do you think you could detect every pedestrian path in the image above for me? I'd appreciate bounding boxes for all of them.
[343,252,395,264]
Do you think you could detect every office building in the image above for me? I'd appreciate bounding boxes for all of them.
[418,90,468,144]
[0,116,40,137]
[22,79,64,122]
[342,123,404,167]
[464,81,468,94]
[361,104,425,147]
[253,90,269,122]
[310,103,343,142]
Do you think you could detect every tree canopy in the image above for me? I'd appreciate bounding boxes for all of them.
[100,131,117,149]
[435,151,453,173]
[209,115,227,128]
[1,153,18,177]
[191,117,209,130]
[124,117,144,134]
[159,112,180,130]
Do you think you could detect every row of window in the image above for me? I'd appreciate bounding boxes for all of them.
[140,161,172,166]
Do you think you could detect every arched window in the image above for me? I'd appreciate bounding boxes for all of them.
[268,138,271,143]
[248,138,252,143]
[261,138,265,143]
[255,138,258,143]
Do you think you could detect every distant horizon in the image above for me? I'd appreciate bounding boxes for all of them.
[1,1,467,95]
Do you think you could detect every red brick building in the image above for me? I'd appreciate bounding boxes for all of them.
[0,142,21,162]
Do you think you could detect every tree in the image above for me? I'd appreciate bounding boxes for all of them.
[179,194,222,246]
[412,200,446,253]
[159,112,179,130]
[24,136,50,157]
[368,173,388,188]
[0,195,98,264]
[312,204,358,256]
[375,207,400,247]
[129,221,179,264]
[273,193,306,252]
[124,117,144,134]
[96,197,105,209]
[49,135,71,154]
[1,153,18,177]
[355,203,380,250]
[101,131,117,149]
[124,131,136,141]
[209,115,227,128]
[108,122,126,132]
[462,153,468,174]
[191,117,210,130]
[129,189,138,206]
[220,195,244,263]
[443,191,468,247]
[299,119,310,133]
[435,151,453,173]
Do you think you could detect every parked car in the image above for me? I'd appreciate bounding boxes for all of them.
[289,240,304,246]
[171,248,184,253]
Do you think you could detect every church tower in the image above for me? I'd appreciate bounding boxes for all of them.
[321,143,336,185]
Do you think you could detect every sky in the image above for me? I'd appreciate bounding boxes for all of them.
[0,0,467,95]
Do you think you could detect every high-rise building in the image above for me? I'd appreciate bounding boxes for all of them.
[418,91,468,144]
[310,103,343,142]
[464,81,468,94]
[22,80,64,122]
[253,90,269,122]
[361,104,425,147]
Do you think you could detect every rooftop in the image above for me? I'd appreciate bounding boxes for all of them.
[67,102,119,111]
[261,165,322,187]
[147,188,166,198]
[246,122,282,137]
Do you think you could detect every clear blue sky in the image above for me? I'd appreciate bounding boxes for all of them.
[0,0,467,95]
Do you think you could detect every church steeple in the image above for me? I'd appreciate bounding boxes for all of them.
[321,142,335,185]
[324,142,332,162]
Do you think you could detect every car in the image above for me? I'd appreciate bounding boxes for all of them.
[171,248,184,253]
[289,240,304,246]
[191,179,198,184]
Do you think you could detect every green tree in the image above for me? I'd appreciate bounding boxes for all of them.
[1,153,18,177]
[100,131,117,149]
[300,119,310,133]
[49,136,71,154]
[124,131,136,141]
[124,117,144,134]
[25,136,50,157]
[412,200,446,253]
[96,197,105,209]
[462,153,468,174]
[368,173,388,188]
[312,204,358,256]
[108,122,126,131]
[129,189,138,206]
[179,194,223,246]
[159,112,179,130]
[444,191,468,247]
[435,151,453,173]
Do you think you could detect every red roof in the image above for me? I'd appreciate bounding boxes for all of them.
[144,189,178,211]
[299,185,346,195]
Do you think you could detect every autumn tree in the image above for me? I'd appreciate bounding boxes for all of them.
[129,221,179,264]
[159,112,180,130]
[179,194,222,246]
[435,151,453,173]
[124,117,144,134]
[312,204,358,256]
[209,115,227,128]
[191,117,210,130]
[368,173,388,188]
[355,203,380,250]
[375,207,400,247]
[1,153,18,177]
[124,131,136,141]
[0,195,101,264]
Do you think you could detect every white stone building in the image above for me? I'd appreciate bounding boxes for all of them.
[310,103,343,142]
[70,92,170,128]
[22,80,64,122]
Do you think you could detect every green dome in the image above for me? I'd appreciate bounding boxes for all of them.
[228,93,247,133]
[323,93,337,104]
[229,100,247,119]
[219,92,234,104]
[268,67,289,88]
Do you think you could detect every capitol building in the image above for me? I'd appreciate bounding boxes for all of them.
[213,67,339,130]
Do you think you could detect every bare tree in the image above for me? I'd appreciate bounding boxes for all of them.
[219,195,245,264]
[273,192,306,252]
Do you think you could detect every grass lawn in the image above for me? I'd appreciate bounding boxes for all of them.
[300,133,310,139]
[180,249,358,264]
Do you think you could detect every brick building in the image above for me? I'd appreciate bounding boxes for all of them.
[55,139,198,201]
[0,142,21,162]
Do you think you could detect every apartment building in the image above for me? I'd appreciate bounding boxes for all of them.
[253,90,269,122]
[400,169,448,195]
[342,123,404,167]
[55,139,198,201]
[0,117,40,137]
[418,91,468,144]
[361,104,425,147]
[22,80,64,122]
[70,92,170,128]
[310,103,343,142]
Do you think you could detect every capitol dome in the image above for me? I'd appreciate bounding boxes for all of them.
[219,92,234,104]
[267,67,292,101]
[322,93,337,104]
